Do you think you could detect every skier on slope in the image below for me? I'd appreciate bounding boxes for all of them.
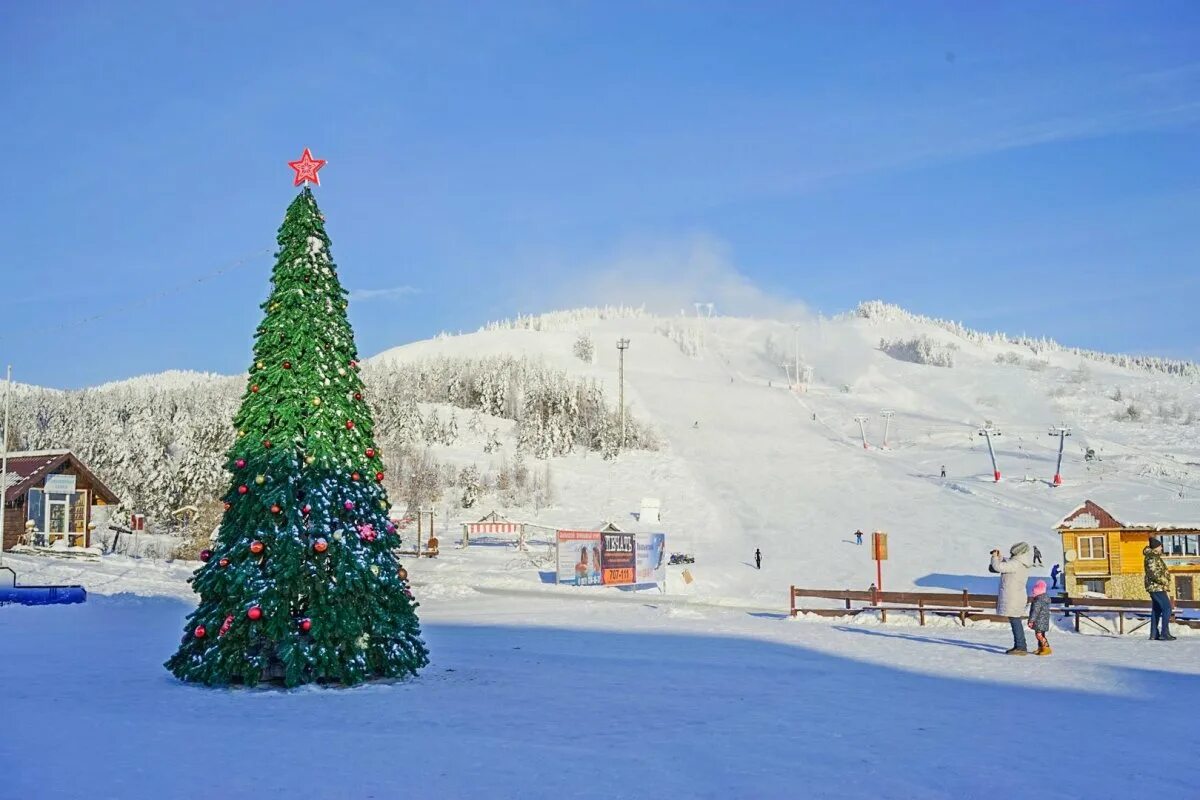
[855,530,864,546]
[1032,545,1044,566]
[754,548,762,570]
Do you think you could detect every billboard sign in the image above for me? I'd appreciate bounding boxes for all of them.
[601,532,636,585]
[556,530,602,586]
[635,533,666,585]
[556,530,666,587]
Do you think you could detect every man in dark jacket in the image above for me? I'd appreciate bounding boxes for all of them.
[1145,537,1176,641]
[754,548,761,570]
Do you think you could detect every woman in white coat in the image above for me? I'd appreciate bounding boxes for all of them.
[991,542,1034,655]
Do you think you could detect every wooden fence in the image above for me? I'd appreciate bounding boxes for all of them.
[789,586,1200,631]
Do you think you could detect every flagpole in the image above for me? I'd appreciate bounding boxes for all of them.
[0,365,12,567]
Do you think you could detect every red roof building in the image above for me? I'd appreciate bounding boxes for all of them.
[2,450,120,551]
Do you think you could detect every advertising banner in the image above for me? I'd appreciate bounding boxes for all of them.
[556,530,602,586]
[635,533,666,585]
[556,530,666,587]
[601,532,636,585]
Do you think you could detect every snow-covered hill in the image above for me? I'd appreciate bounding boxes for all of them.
[366,302,1200,602]
[8,302,1199,603]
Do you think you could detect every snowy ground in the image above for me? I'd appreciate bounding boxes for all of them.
[4,306,1199,797]
[2,554,1199,799]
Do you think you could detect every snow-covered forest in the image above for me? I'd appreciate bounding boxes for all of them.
[5,355,656,522]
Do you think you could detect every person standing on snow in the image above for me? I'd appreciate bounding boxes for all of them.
[991,542,1034,655]
[1027,580,1052,656]
[1050,563,1061,590]
[855,530,864,546]
[1032,546,1044,566]
[940,465,946,478]
[754,548,762,570]
[1145,537,1176,641]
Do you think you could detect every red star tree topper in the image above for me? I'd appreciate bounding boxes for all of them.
[288,148,326,186]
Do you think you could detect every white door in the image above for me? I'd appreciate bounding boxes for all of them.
[47,495,70,546]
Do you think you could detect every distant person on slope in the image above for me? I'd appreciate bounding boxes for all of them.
[991,542,1034,655]
[754,548,762,570]
[1032,546,1044,566]
[1050,564,1061,590]
[1027,580,1052,656]
[855,530,864,546]
[940,465,946,478]
[1144,537,1176,641]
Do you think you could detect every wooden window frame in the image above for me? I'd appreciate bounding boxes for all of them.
[1077,535,1106,560]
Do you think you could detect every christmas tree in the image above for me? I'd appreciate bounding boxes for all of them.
[167,158,428,687]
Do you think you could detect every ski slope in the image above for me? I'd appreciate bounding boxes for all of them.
[371,305,1200,604]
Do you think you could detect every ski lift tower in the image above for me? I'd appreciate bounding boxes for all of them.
[978,423,1002,482]
[854,415,871,450]
[880,410,895,449]
[1048,425,1072,486]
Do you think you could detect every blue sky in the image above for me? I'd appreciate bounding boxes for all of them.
[2,2,1197,388]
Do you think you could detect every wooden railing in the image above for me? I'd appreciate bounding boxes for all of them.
[788,586,1200,630]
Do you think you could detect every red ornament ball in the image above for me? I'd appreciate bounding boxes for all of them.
[235,458,246,469]
[199,549,212,562]
[270,504,281,514]
[351,472,360,481]
[263,440,272,449]
[302,504,311,515]
[397,567,409,581]
[299,618,312,632]
[349,359,358,368]
[249,540,264,554]
[344,500,355,511]
[365,447,375,458]
[247,606,263,621]
[375,471,385,482]
[251,384,260,393]
[282,360,292,370]
[237,485,249,495]
[194,625,207,639]
[218,558,230,568]
[313,538,328,553]
[354,392,363,401]
[345,420,355,430]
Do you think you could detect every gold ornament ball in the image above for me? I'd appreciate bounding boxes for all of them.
[256,361,264,370]
[305,454,316,465]
[254,474,265,485]
[370,565,380,576]
[338,367,347,376]
[312,397,321,406]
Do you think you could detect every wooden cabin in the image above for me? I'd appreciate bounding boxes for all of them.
[2,450,121,551]
[1056,500,1200,600]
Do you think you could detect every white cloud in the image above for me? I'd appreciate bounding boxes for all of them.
[537,234,810,322]
[349,286,419,302]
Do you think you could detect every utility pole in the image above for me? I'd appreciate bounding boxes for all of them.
[1048,425,1072,486]
[0,365,10,568]
[880,410,895,449]
[793,324,802,390]
[853,415,870,450]
[617,338,630,450]
[977,423,1002,482]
